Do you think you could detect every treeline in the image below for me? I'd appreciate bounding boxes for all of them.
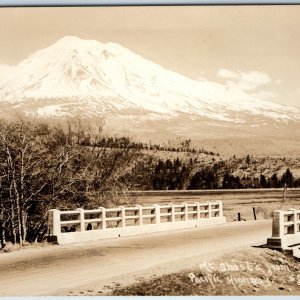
[128,158,300,191]
[223,168,300,189]
[82,136,218,156]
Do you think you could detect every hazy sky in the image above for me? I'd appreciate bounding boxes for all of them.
[0,5,300,107]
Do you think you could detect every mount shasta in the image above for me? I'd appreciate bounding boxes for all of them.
[0,36,299,154]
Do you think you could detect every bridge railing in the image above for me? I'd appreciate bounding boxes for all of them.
[48,201,223,237]
[267,208,300,249]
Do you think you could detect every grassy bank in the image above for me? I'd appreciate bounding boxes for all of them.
[110,248,300,296]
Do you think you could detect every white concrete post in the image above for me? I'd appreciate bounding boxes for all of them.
[217,201,223,217]
[99,207,106,230]
[171,204,175,222]
[136,205,143,226]
[208,202,212,218]
[154,204,161,224]
[195,202,200,220]
[48,209,61,236]
[77,208,85,232]
[120,206,126,227]
[183,203,189,221]
[272,210,284,237]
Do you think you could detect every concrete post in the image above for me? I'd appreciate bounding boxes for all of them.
[77,208,85,232]
[171,204,176,222]
[136,205,143,226]
[208,202,212,218]
[99,207,106,230]
[48,209,61,236]
[272,210,284,237]
[183,203,189,221]
[120,206,126,227]
[217,201,223,217]
[195,202,200,220]
[154,204,161,224]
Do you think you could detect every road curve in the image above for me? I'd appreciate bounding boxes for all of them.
[0,220,271,296]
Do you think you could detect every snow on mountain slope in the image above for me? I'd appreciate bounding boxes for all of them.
[0,36,299,123]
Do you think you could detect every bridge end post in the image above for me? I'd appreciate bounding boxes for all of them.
[47,209,60,243]
[267,210,284,249]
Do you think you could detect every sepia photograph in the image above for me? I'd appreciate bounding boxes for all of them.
[0,3,300,296]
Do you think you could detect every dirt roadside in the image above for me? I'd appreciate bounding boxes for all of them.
[108,247,300,296]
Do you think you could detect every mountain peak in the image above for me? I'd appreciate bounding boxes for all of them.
[0,36,299,126]
[56,35,82,42]
[47,36,104,52]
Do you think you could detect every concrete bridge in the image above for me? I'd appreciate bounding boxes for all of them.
[0,201,284,296]
[48,201,226,244]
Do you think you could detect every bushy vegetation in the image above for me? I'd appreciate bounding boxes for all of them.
[0,118,140,247]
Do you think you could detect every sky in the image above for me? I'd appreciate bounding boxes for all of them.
[0,5,299,107]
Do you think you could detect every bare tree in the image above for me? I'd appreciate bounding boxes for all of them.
[0,117,141,245]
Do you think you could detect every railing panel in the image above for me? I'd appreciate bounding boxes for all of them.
[48,201,224,238]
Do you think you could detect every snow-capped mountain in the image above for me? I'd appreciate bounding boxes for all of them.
[0,35,299,124]
[0,36,300,155]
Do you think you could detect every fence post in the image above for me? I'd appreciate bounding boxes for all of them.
[208,202,212,218]
[252,207,257,220]
[77,208,85,232]
[136,205,143,226]
[48,209,61,236]
[99,207,106,230]
[154,204,161,224]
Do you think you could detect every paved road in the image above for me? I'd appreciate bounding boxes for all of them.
[0,220,271,296]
